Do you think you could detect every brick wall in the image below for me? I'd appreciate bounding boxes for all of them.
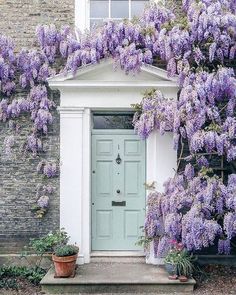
[0,0,74,49]
[0,90,60,253]
[0,0,73,254]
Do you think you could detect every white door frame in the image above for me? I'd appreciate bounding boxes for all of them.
[49,61,178,264]
[59,105,177,264]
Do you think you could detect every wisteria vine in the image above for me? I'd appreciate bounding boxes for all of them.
[133,0,236,255]
[1,0,236,254]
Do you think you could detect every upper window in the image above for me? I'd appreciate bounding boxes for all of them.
[93,113,134,129]
[90,0,149,28]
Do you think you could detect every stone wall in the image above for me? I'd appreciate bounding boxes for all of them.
[0,0,74,49]
[0,0,73,254]
[0,90,60,253]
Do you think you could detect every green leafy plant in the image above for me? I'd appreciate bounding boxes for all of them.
[164,240,196,277]
[29,229,69,255]
[21,229,70,271]
[0,277,18,289]
[0,265,46,289]
[54,244,79,257]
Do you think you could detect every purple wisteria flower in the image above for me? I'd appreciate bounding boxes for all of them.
[43,162,58,178]
[218,239,231,255]
[37,195,49,209]
[37,160,58,178]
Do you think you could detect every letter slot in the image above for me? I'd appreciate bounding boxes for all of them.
[112,201,126,207]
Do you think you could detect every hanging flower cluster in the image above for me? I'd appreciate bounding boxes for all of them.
[17,49,55,88]
[145,165,236,256]
[178,67,236,161]
[37,160,59,178]
[35,3,173,75]
[31,195,50,218]
[133,89,176,139]
[31,183,54,218]
[0,35,15,96]
[143,0,236,87]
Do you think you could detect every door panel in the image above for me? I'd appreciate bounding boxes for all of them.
[124,139,140,155]
[96,210,113,238]
[124,161,139,196]
[96,161,113,196]
[124,210,140,238]
[96,140,113,156]
[92,133,145,250]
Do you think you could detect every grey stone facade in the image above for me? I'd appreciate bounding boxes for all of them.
[0,90,60,253]
[0,0,74,49]
[0,0,73,253]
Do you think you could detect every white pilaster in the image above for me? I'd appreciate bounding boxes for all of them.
[59,106,85,264]
[146,131,177,265]
[146,131,176,193]
[75,0,89,32]
[82,108,92,263]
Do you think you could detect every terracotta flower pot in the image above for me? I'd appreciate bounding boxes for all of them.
[52,253,78,278]
[179,275,188,282]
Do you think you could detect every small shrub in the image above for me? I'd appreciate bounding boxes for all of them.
[164,240,196,277]
[54,245,79,257]
[29,229,69,255]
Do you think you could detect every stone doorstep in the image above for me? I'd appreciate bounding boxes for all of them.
[40,263,196,294]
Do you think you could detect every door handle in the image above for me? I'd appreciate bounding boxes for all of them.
[116,153,122,164]
[116,189,121,194]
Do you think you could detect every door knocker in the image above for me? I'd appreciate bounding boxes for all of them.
[116,153,122,164]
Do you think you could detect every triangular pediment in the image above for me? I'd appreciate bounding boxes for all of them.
[48,59,177,84]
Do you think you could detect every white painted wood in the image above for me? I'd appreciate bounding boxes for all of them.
[58,88,176,109]
[75,0,89,32]
[59,107,85,264]
[82,108,92,263]
[49,62,178,264]
[146,132,177,265]
[48,80,177,89]
[48,59,178,83]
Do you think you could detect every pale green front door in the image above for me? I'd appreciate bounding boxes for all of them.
[92,130,146,251]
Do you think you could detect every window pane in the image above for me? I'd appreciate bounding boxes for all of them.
[111,0,129,18]
[93,114,134,129]
[90,0,109,18]
[131,0,148,18]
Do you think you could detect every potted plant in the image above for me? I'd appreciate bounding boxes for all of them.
[52,244,79,278]
[164,240,195,281]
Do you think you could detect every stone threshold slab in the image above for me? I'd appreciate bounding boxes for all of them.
[41,262,196,294]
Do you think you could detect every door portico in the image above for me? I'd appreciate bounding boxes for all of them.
[48,59,178,264]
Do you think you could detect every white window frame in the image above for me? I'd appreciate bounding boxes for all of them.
[75,0,150,32]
